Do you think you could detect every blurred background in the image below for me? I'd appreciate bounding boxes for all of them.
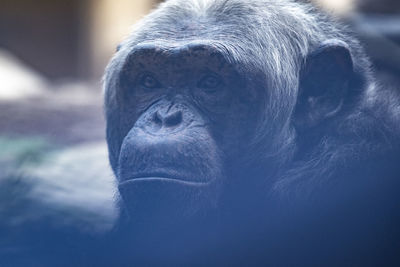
[0,0,399,232]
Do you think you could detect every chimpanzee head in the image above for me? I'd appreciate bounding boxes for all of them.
[104,0,369,226]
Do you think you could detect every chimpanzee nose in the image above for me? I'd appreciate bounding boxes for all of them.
[153,110,183,128]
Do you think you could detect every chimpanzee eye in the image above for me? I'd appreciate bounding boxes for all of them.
[198,74,222,93]
[139,74,161,89]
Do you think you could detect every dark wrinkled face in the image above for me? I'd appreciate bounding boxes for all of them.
[109,42,259,224]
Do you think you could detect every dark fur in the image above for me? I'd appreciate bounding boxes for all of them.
[103,1,400,265]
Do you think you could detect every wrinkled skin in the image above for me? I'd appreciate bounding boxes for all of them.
[109,43,265,225]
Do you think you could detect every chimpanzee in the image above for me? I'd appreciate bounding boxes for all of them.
[2,0,400,266]
[102,0,400,264]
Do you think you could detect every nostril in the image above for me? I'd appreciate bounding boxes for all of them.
[164,111,183,127]
[152,111,163,125]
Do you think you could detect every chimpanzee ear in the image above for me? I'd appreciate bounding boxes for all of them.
[294,39,354,130]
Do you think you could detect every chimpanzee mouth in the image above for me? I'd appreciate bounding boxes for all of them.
[120,171,212,186]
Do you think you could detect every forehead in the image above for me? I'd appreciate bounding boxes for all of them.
[124,41,233,72]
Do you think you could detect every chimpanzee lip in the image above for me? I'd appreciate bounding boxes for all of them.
[120,171,211,186]
[120,177,210,187]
